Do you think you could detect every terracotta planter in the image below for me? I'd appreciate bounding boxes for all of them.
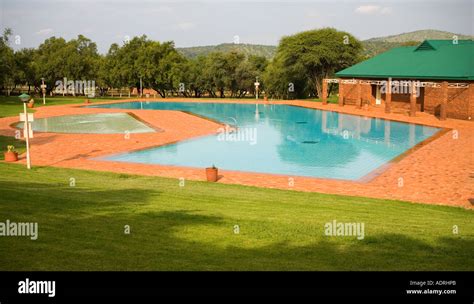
[27,102,34,108]
[4,151,18,162]
[205,167,218,182]
[85,99,91,104]
[264,96,268,102]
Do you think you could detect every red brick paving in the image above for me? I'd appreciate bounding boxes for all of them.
[1,98,472,209]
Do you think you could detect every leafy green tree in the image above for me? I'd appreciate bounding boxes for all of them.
[0,28,16,95]
[35,35,100,95]
[103,36,185,97]
[268,28,362,98]
[14,48,38,93]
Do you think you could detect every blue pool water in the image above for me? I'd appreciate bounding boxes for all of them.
[89,102,441,180]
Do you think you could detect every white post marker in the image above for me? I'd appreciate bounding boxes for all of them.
[41,78,47,104]
[140,76,143,98]
[21,105,32,169]
[19,94,33,169]
[254,77,260,100]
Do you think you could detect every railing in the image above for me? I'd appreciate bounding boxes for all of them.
[324,78,470,89]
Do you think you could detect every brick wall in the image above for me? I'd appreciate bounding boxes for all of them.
[340,80,473,120]
[424,82,473,120]
[340,83,373,105]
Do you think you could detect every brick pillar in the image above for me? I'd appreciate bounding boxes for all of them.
[440,81,448,120]
[385,80,391,114]
[356,81,362,108]
[338,80,344,107]
[322,80,328,105]
[409,81,417,117]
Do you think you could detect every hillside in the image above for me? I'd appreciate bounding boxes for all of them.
[366,29,473,43]
[177,30,473,59]
[177,43,276,59]
[362,29,473,57]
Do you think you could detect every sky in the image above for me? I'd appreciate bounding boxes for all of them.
[1,0,472,53]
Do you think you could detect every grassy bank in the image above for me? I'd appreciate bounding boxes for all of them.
[0,162,472,271]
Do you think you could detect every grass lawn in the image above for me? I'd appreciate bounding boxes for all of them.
[0,162,472,271]
[305,95,339,104]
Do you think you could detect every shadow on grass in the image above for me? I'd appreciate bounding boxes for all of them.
[116,210,474,271]
[0,180,158,211]
[0,178,472,271]
[1,206,472,271]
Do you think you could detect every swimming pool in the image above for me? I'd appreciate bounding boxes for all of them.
[90,102,441,180]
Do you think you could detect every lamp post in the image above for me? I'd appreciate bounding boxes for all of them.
[19,93,32,169]
[139,76,143,98]
[254,77,260,100]
[41,78,47,105]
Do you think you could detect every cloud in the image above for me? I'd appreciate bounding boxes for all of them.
[36,28,54,35]
[175,22,196,31]
[355,5,392,15]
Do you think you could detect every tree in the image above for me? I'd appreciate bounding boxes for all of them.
[270,28,362,98]
[14,48,38,93]
[103,36,185,98]
[0,28,16,95]
[35,35,100,95]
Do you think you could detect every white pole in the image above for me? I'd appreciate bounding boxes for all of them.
[140,77,143,98]
[42,78,46,105]
[23,103,31,169]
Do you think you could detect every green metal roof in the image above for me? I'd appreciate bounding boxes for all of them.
[336,40,474,80]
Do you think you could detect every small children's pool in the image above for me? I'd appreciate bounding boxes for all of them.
[90,102,442,180]
[16,113,156,134]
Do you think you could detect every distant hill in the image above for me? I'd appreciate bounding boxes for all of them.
[177,43,276,59]
[366,29,473,43]
[362,29,473,57]
[177,30,473,60]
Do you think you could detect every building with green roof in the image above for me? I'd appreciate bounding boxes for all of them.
[324,40,473,120]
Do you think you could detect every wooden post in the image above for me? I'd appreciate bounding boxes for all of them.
[338,80,344,107]
[440,81,448,120]
[409,81,417,117]
[322,80,328,105]
[385,79,391,113]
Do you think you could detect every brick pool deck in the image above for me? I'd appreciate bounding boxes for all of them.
[1,98,472,209]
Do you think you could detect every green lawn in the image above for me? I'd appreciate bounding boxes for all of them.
[0,162,472,271]
[305,95,339,104]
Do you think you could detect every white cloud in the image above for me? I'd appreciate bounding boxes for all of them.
[36,28,54,35]
[355,5,392,15]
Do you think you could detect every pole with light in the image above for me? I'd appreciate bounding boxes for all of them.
[41,78,47,105]
[139,76,143,98]
[254,77,260,100]
[19,93,32,169]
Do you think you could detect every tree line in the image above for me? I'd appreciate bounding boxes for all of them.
[0,27,363,99]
